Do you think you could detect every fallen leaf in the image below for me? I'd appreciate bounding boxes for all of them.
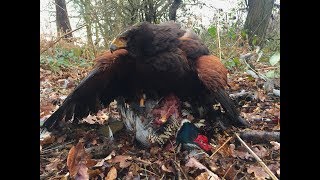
[161,164,174,173]
[67,142,95,178]
[195,171,209,180]
[75,164,89,180]
[112,155,132,168]
[106,166,117,180]
[230,144,252,159]
[247,165,270,179]
[252,145,269,158]
[129,163,140,176]
[268,162,280,177]
[45,158,60,172]
[270,141,280,151]
[40,131,55,146]
[185,157,220,180]
[88,169,102,179]
[124,172,135,180]
[94,151,116,167]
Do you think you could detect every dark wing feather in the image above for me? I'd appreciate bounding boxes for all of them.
[42,49,132,131]
[196,55,249,127]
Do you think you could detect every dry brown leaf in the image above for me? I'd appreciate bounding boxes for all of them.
[88,169,102,179]
[247,165,270,179]
[129,163,140,176]
[252,145,269,158]
[270,141,280,151]
[230,144,252,159]
[195,172,209,180]
[75,164,89,180]
[223,165,240,180]
[267,163,280,177]
[185,157,220,180]
[57,136,66,143]
[45,158,60,172]
[40,132,55,146]
[67,142,95,178]
[106,167,117,180]
[124,172,135,180]
[94,151,116,167]
[112,155,132,168]
[161,164,174,173]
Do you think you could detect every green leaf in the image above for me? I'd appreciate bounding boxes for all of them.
[208,26,217,39]
[233,57,240,66]
[265,70,276,78]
[224,60,236,69]
[269,52,280,66]
[240,30,247,39]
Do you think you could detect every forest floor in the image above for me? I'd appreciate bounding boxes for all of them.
[40,51,280,180]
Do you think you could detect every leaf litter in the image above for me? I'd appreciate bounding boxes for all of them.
[40,58,280,179]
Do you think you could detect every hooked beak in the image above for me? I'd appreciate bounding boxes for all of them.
[109,37,127,53]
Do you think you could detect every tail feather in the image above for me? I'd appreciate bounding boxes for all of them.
[214,88,250,127]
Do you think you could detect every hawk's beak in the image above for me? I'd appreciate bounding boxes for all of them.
[109,37,127,53]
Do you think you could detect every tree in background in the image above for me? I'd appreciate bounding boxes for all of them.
[72,0,187,47]
[169,0,182,21]
[244,0,275,47]
[55,0,73,39]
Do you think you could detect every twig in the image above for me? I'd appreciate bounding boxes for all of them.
[41,140,75,154]
[223,162,235,179]
[241,58,267,81]
[40,24,86,54]
[234,133,278,180]
[173,161,188,180]
[132,157,152,165]
[142,168,160,177]
[216,21,222,61]
[210,136,233,158]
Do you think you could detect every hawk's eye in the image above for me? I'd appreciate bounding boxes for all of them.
[119,36,127,41]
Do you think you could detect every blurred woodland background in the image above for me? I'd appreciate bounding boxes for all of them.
[40,0,280,77]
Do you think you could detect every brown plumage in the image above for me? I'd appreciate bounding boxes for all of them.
[42,21,249,131]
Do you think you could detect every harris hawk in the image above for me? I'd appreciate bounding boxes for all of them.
[42,21,249,131]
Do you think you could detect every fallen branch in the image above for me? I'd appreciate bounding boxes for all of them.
[40,24,86,54]
[235,133,278,180]
[229,90,257,101]
[240,130,280,144]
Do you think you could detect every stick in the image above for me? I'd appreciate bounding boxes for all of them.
[234,133,278,180]
[240,130,280,144]
[132,157,152,165]
[209,136,233,158]
[40,24,86,54]
[173,161,188,180]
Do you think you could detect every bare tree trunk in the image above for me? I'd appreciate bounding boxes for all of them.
[143,0,157,23]
[79,0,95,54]
[55,0,73,39]
[169,0,182,21]
[244,0,275,47]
